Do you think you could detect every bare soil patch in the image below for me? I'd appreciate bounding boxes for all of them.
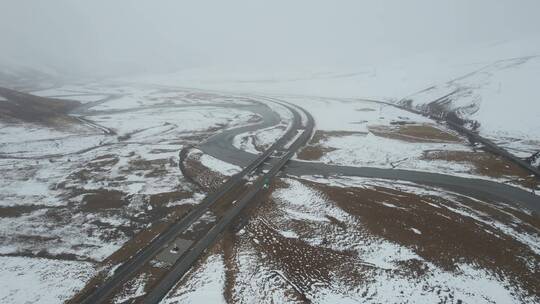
[307,179,540,297]
[368,123,462,143]
[80,190,129,211]
[356,107,376,112]
[0,86,81,128]
[297,145,336,161]
[246,220,365,294]
[423,150,539,188]
[219,231,243,303]
[0,205,41,218]
[148,191,191,207]
[122,157,174,178]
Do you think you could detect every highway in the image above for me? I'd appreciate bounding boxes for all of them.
[5,86,536,302]
[198,98,540,214]
[74,92,537,303]
[143,101,314,303]
[77,98,312,304]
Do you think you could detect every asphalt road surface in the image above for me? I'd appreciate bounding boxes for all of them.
[78,97,309,304]
[74,92,537,304]
[143,100,314,303]
[198,97,540,213]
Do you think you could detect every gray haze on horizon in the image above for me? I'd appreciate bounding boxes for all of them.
[1,0,540,77]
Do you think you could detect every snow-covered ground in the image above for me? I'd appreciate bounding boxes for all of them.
[190,148,242,176]
[0,256,96,304]
[1,35,538,303]
[401,55,540,157]
[281,95,435,132]
[2,2,538,303]
[297,177,536,302]
[0,84,264,302]
[302,175,540,255]
[233,124,287,154]
[0,98,254,207]
[273,96,537,188]
[267,177,538,303]
[161,253,226,304]
[319,132,472,172]
[230,95,492,182]
[123,37,540,160]
[161,176,539,303]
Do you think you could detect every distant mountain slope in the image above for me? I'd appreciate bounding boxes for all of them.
[123,38,539,162]
[398,55,540,160]
[0,64,61,92]
[0,87,80,127]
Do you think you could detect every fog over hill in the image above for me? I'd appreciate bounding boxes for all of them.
[1,0,540,77]
[2,2,540,303]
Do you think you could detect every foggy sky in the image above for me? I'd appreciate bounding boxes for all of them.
[1,0,540,77]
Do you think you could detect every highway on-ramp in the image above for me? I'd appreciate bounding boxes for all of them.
[77,97,313,304]
[74,92,537,304]
[198,97,540,214]
[143,100,314,303]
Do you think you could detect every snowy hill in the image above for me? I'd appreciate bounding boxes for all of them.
[0,62,62,92]
[124,37,540,161]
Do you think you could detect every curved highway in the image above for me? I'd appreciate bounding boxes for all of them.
[77,96,309,304]
[73,90,537,304]
[142,99,313,304]
[198,96,540,213]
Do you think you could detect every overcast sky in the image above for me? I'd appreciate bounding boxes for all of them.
[1,0,539,76]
